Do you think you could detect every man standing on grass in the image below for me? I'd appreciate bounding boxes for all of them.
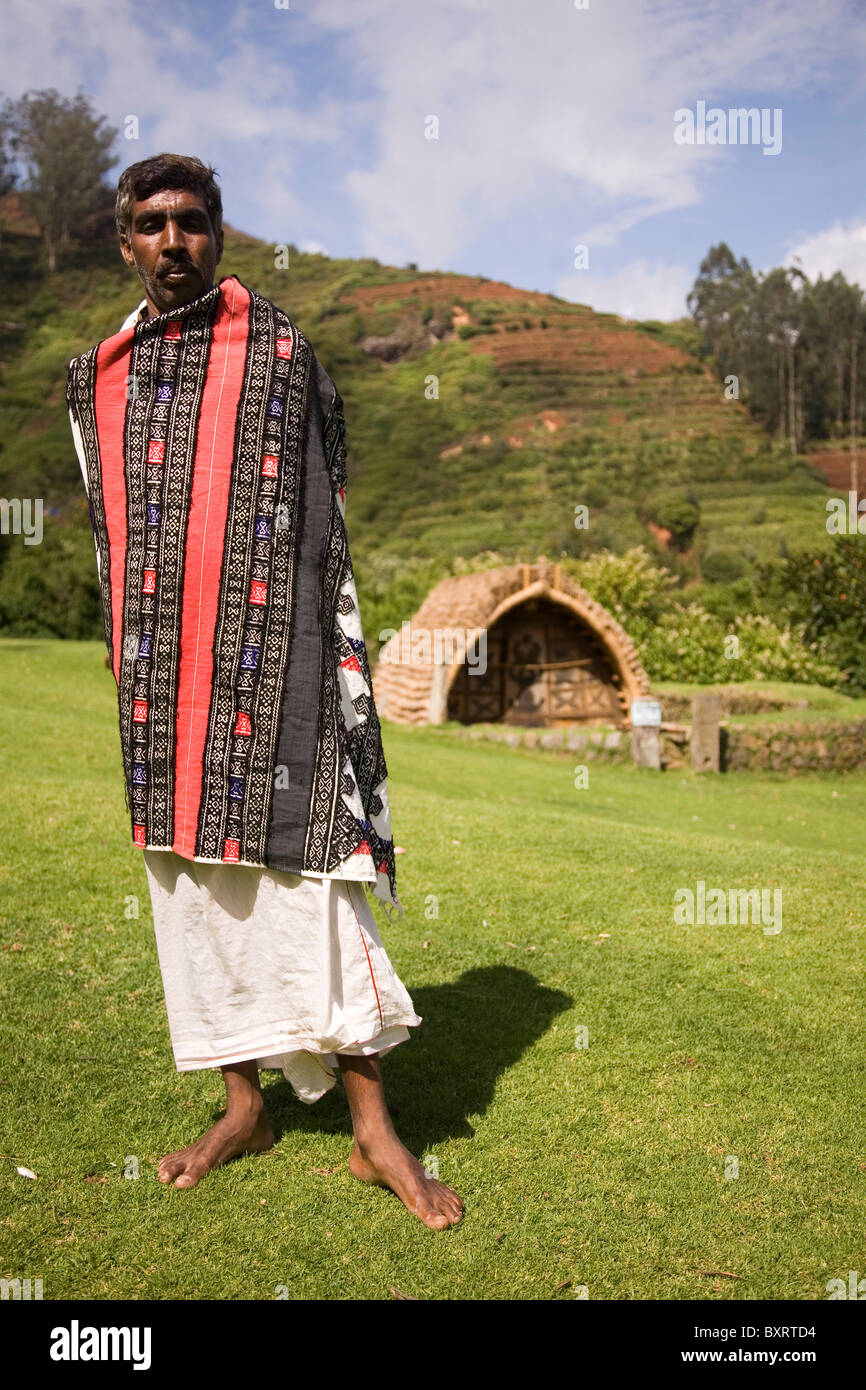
[66,153,462,1230]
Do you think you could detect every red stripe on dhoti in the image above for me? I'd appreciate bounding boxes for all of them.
[172,277,251,857]
[93,330,136,683]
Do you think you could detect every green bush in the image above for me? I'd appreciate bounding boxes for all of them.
[0,501,102,639]
[569,545,843,688]
[701,548,746,584]
[642,608,841,686]
[567,546,677,639]
[641,490,700,549]
[686,577,756,623]
[764,537,866,693]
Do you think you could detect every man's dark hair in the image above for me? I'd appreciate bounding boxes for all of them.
[115,153,222,241]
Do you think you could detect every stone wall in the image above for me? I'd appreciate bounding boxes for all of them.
[446,723,634,764]
[724,720,866,773]
[443,718,866,773]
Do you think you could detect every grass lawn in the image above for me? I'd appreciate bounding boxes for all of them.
[1,640,864,1301]
[652,680,866,726]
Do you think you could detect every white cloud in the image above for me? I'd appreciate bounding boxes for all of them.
[298,239,330,256]
[0,0,337,238]
[305,0,862,265]
[556,259,693,321]
[784,218,866,290]
[2,0,864,274]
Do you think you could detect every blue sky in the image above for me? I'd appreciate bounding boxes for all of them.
[4,0,866,318]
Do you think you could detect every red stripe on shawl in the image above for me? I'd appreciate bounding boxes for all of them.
[93,330,136,682]
[172,276,251,857]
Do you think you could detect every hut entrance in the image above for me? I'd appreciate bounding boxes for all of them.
[447,596,625,727]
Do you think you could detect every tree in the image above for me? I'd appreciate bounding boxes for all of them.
[799,273,864,442]
[687,242,756,388]
[643,490,700,550]
[6,88,116,271]
[752,266,804,448]
[688,244,866,455]
[0,100,17,243]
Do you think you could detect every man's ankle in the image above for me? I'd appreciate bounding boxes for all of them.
[352,1119,398,1152]
[224,1089,266,1123]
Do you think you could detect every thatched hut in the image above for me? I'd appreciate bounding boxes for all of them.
[372,558,650,728]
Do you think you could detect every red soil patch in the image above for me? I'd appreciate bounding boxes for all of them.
[340,274,557,311]
[340,276,702,376]
[507,409,572,435]
[807,447,866,502]
[339,272,750,444]
[646,521,673,548]
[0,192,40,237]
[474,324,689,375]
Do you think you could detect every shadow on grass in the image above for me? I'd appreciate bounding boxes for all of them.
[260,965,572,1151]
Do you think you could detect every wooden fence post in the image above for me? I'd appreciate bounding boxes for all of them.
[691,693,721,772]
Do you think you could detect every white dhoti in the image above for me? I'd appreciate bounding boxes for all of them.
[141,849,421,1104]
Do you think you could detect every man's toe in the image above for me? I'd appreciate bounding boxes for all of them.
[158,1154,187,1183]
[434,1181,463,1219]
[423,1209,450,1229]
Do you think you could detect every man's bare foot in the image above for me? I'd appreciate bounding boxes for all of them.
[157,1103,274,1189]
[349,1133,463,1229]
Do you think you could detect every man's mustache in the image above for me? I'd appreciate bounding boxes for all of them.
[157,260,197,278]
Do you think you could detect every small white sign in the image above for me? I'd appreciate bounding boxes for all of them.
[630,698,662,727]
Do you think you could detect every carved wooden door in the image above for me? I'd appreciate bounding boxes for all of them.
[447,599,623,726]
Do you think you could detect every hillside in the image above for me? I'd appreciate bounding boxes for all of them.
[0,215,833,640]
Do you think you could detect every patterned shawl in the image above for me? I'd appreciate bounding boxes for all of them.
[66,275,401,915]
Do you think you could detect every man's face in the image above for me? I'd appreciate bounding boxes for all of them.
[119,187,224,316]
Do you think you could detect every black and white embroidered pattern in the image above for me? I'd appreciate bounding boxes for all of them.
[66,277,401,912]
[122,291,218,844]
[66,348,114,663]
[196,292,311,864]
